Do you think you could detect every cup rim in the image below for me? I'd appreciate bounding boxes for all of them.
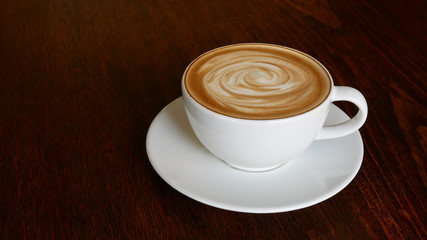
[182,43,334,122]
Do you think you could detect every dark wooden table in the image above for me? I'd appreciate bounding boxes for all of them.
[1,0,425,239]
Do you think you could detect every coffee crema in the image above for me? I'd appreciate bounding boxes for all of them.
[184,44,331,120]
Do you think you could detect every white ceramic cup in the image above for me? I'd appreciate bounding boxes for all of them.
[182,45,368,172]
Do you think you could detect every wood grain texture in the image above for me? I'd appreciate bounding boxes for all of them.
[0,0,425,239]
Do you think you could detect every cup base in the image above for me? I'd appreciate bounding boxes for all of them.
[221,160,285,172]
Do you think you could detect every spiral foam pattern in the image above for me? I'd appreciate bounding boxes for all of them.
[185,45,330,119]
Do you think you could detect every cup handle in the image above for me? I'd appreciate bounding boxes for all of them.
[315,86,368,140]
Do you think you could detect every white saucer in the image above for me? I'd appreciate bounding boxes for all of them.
[146,98,364,213]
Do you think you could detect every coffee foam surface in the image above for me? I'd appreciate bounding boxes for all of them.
[185,44,331,119]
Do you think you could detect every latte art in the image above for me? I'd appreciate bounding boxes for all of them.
[185,44,331,119]
[203,54,314,114]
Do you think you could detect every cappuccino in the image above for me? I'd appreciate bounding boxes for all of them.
[184,44,331,119]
